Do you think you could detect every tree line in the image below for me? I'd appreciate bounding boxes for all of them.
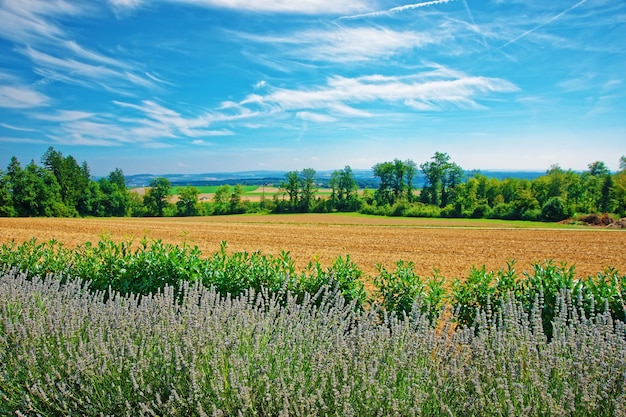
[1,147,625,221]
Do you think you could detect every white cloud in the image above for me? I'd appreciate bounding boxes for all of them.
[0,85,50,108]
[242,26,445,63]
[0,136,47,144]
[296,111,337,123]
[0,1,158,94]
[107,0,371,14]
[33,110,95,122]
[19,46,156,90]
[0,0,81,44]
[253,70,518,114]
[0,123,36,132]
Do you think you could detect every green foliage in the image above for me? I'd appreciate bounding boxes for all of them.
[143,177,172,216]
[541,196,569,221]
[328,165,360,211]
[0,237,368,309]
[277,169,319,213]
[373,261,445,321]
[372,158,417,206]
[176,185,199,216]
[3,150,626,221]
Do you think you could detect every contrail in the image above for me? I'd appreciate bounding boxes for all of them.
[339,0,455,20]
[461,0,489,49]
[494,0,588,52]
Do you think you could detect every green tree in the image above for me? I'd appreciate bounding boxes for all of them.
[0,170,16,217]
[176,185,199,216]
[213,184,231,215]
[97,169,131,217]
[372,159,416,206]
[281,171,301,211]
[404,159,418,202]
[230,184,246,214]
[612,164,626,217]
[329,166,359,211]
[420,152,463,208]
[143,177,172,217]
[581,161,610,213]
[598,175,614,213]
[41,147,90,215]
[372,161,395,206]
[129,191,147,217]
[298,168,317,212]
[587,161,609,177]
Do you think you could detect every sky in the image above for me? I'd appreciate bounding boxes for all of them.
[0,0,625,176]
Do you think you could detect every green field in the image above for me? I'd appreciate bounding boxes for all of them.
[170,185,259,195]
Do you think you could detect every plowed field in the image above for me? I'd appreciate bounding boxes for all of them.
[1,215,624,281]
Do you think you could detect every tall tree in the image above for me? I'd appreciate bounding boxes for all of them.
[587,161,609,177]
[41,147,90,215]
[0,170,15,217]
[404,159,418,202]
[281,171,301,211]
[420,152,463,208]
[372,161,396,205]
[97,168,131,217]
[143,177,172,216]
[329,166,359,211]
[230,184,246,214]
[299,168,317,212]
[176,185,199,216]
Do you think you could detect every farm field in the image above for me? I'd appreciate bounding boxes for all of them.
[1,214,624,281]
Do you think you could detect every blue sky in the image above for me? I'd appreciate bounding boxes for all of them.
[0,0,624,176]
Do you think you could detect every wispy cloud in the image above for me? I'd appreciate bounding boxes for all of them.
[0,0,81,44]
[339,0,455,20]
[239,26,446,63]
[0,123,36,132]
[0,0,160,94]
[0,85,50,109]
[296,111,337,123]
[109,0,370,15]
[0,136,48,144]
[33,101,239,149]
[247,69,518,117]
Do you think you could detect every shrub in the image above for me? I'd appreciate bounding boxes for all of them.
[373,261,445,322]
[541,196,569,221]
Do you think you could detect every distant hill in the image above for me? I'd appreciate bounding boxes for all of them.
[125,169,544,189]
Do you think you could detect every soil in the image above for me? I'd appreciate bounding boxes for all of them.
[1,215,624,286]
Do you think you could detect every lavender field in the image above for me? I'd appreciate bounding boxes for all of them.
[1,269,625,416]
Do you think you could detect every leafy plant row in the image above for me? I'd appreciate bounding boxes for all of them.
[1,237,624,334]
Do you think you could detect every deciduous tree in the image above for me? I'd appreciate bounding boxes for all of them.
[143,177,172,216]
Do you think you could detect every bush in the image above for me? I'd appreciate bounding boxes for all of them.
[472,203,492,219]
[541,196,569,221]
[404,203,441,218]
[521,208,541,221]
[373,260,445,322]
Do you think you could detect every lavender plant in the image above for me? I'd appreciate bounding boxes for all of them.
[1,269,625,416]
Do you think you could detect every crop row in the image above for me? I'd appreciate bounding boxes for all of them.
[1,269,625,416]
[1,237,624,335]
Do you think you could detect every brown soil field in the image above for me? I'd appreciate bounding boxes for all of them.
[1,214,624,284]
